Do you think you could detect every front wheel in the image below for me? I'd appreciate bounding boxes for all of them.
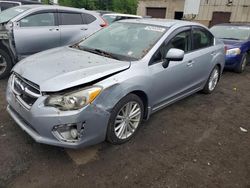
[202,66,220,94]
[106,94,144,144]
[234,53,247,73]
[0,49,13,79]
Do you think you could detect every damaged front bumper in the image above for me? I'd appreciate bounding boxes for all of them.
[6,80,111,149]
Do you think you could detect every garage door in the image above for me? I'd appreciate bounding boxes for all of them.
[210,12,231,27]
[146,7,166,18]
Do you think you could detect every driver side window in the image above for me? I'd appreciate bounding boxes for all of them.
[151,30,191,63]
[20,13,55,27]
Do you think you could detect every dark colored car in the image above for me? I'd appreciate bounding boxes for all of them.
[0,0,41,12]
[210,23,250,73]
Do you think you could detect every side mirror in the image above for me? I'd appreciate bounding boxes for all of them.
[162,48,185,68]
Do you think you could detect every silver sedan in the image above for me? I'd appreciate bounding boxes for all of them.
[6,19,225,148]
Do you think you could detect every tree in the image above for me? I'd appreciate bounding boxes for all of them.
[57,0,138,14]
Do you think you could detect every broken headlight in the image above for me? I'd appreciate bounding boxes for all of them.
[45,87,102,111]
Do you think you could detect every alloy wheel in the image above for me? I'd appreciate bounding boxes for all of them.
[241,57,247,72]
[0,54,7,75]
[114,101,142,140]
[208,68,219,91]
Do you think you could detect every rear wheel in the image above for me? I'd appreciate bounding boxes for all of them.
[0,49,12,79]
[106,94,144,144]
[234,53,247,73]
[202,66,220,94]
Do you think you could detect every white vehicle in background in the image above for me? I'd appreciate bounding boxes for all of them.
[102,13,142,24]
[0,0,41,12]
[0,5,106,78]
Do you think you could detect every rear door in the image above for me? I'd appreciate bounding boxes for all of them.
[188,26,215,86]
[14,10,60,57]
[58,11,88,46]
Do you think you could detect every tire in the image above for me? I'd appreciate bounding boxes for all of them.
[202,65,220,94]
[0,49,13,79]
[106,94,144,145]
[234,53,247,73]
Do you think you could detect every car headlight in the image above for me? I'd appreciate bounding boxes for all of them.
[45,87,102,111]
[226,48,241,56]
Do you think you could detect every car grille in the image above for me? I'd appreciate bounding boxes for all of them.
[11,74,41,109]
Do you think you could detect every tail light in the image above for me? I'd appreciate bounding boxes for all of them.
[100,17,108,27]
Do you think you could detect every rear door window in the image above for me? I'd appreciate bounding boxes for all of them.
[20,13,55,27]
[60,13,83,25]
[82,13,96,24]
[192,28,214,50]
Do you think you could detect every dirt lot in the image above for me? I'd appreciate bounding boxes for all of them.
[0,67,249,188]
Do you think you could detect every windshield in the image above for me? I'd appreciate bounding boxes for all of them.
[0,6,30,23]
[78,22,167,60]
[210,25,250,40]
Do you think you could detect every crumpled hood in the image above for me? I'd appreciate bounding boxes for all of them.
[13,47,130,92]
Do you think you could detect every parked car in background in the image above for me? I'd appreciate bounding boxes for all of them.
[95,10,114,16]
[210,23,250,73]
[6,19,225,148]
[0,5,104,78]
[0,0,41,12]
[102,13,142,24]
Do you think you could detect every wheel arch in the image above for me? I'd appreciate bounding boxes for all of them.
[216,63,222,80]
[0,41,15,65]
[130,90,149,120]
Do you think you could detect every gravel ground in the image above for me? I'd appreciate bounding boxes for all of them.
[0,67,249,188]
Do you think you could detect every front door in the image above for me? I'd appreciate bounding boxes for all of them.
[14,11,60,58]
[149,28,196,110]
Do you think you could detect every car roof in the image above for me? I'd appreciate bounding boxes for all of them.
[0,0,41,4]
[16,4,89,13]
[119,18,203,28]
[103,13,142,18]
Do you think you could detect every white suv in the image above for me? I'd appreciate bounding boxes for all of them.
[0,0,41,12]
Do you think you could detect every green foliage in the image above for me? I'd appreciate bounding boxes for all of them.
[58,0,138,14]
[41,0,50,4]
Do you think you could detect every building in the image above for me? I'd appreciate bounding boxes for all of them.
[137,0,250,27]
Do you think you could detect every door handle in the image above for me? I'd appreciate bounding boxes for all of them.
[81,28,88,31]
[187,60,194,67]
[211,51,216,56]
[49,28,59,31]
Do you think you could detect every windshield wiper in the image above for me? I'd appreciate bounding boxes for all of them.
[78,46,122,60]
[220,37,240,40]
